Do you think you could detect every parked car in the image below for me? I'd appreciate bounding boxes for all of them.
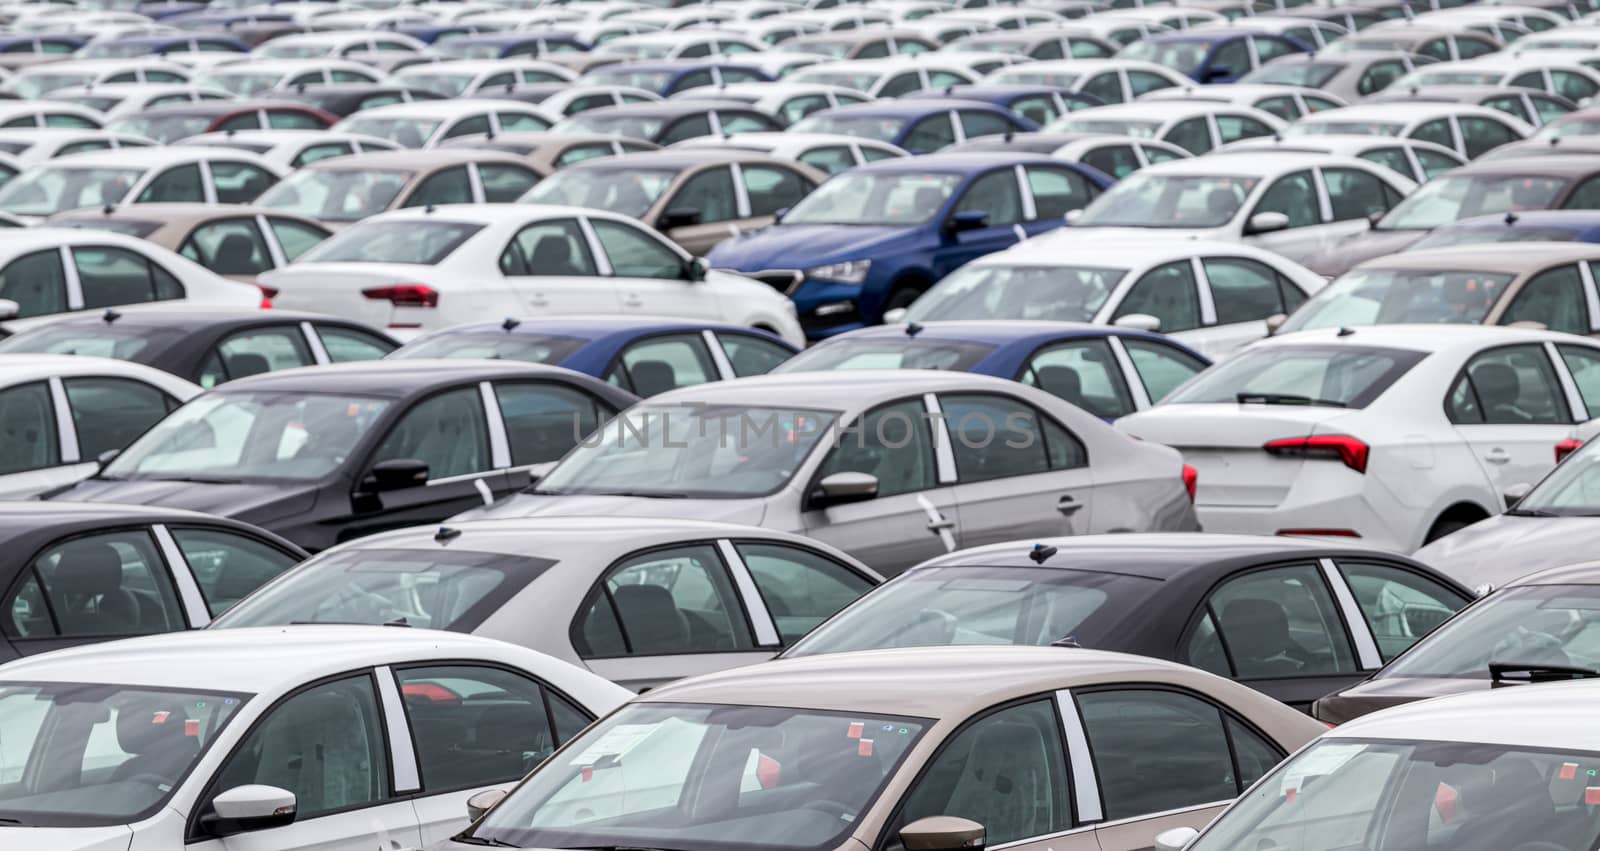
[104,100,339,144]
[551,99,785,145]
[1118,29,1314,82]
[1364,83,1576,128]
[0,147,284,223]
[950,130,1191,178]
[177,129,401,169]
[253,149,545,228]
[670,131,908,175]
[272,82,447,117]
[1047,99,1286,155]
[1284,102,1533,162]
[1238,48,1427,101]
[195,58,383,97]
[1220,133,1466,184]
[47,202,331,283]
[0,128,153,167]
[332,100,556,149]
[440,131,660,170]
[1410,209,1600,249]
[788,98,1040,154]
[982,57,1192,104]
[579,59,774,96]
[1137,82,1346,122]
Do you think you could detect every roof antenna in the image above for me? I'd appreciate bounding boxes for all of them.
[102,308,120,324]
[501,316,521,331]
[434,525,462,542]
[905,320,922,336]
[1336,326,1355,337]
[1029,543,1057,564]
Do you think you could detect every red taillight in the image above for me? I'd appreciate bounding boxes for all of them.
[1181,463,1197,502]
[1263,434,1369,473]
[1556,437,1583,463]
[362,284,439,308]
[255,283,277,309]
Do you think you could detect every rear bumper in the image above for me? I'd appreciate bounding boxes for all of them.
[1197,489,1422,552]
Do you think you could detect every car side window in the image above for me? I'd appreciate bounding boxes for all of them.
[1414,148,1463,180]
[169,526,298,617]
[137,163,205,203]
[816,399,937,497]
[720,333,793,376]
[403,166,472,208]
[1563,176,1600,210]
[493,382,606,465]
[940,393,1085,480]
[1123,338,1207,402]
[292,143,351,168]
[1483,95,1531,124]
[1553,70,1598,101]
[605,334,717,396]
[798,146,855,175]
[317,326,395,363]
[1078,689,1277,819]
[1194,563,1359,679]
[62,377,175,462]
[394,665,578,791]
[878,71,922,98]
[902,115,955,154]
[1254,170,1320,228]
[216,113,263,133]
[0,381,58,476]
[1020,338,1135,419]
[1457,116,1519,159]
[268,217,329,261]
[1501,263,1588,334]
[1560,343,1600,419]
[953,169,1023,227]
[1254,95,1299,121]
[1215,114,1274,145]
[1082,144,1140,179]
[743,165,813,218]
[210,161,277,204]
[1323,167,1392,221]
[1081,71,1124,103]
[7,530,184,638]
[1116,260,1201,333]
[1358,60,1405,95]
[657,114,711,146]
[1164,117,1212,155]
[1358,148,1412,181]
[592,219,684,279]
[575,543,755,657]
[500,218,596,277]
[668,166,738,224]
[896,699,1070,847]
[958,109,1013,140]
[1010,94,1060,125]
[442,114,491,141]
[555,144,615,167]
[1452,344,1569,425]
[1409,118,1455,151]
[735,542,873,643]
[1334,560,1467,662]
[72,246,182,308]
[202,326,313,388]
[0,249,67,317]
[478,164,540,203]
[1211,37,1251,76]
[1127,70,1175,97]
[180,218,273,276]
[1204,257,1286,324]
[370,386,491,479]
[1024,165,1096,218]
[210,675,389,819]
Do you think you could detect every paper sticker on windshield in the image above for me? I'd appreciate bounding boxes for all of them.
[569,724,653,765]
[847,722,864,739]
[1563,763,1580,780]
[1280,744,1365,796]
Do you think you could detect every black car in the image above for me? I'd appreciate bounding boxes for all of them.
[0,307,399,388]
[48,360,638,551]
[783,533,1473,710]
[0,501,304,662]
[275,83,447,117]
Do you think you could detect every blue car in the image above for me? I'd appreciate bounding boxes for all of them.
[704,152,1115,339]
[1119,31,1313,83]
[1412,210,1600,248]
[437,32,592,59]
[581,61,773,97]
[790,98,1040,155]
[387,317,798,396]
[939,84,1105,125]
[775,320,1211,419]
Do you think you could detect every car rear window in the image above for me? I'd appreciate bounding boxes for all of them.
[1165,344,1428,409]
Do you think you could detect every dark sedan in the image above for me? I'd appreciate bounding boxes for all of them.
[0,501,304,662]
[274,83,446,117]
[783,533,1473,710]
[47,360,637,551]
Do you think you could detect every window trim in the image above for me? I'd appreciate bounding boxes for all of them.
[373,664,421,793]
[2,524,192,640]
[1317,557,1383,669]
[151,523,210,628]
[935,389,1090,481]
[716,538,781,647]
[1442,341,1577,426]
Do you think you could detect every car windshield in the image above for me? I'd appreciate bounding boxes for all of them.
[103,391,392,482]
[1241,60,1341,88]
[0,681,248,827]
[792,39,857,58]
[1411,69,1503,86]
[61,94,123,112]
[1538,115,1600,139]
[1412,224,1582,248]
[787,565,1154,656]
[256,168,412,222]
[789,113,908,143]
[337,116,442,148]
[1279,268,1516,332]
[1514,439,1600,516]
[1379,584,1600,678]
[466,702,928,851]
[1076,172,1257,228]
[107,114,212,145]
[299,219,483,264]
[791,69,884,91]
[1287,119,1405,137]
[1049,116,1163,138]
[904,263,1126,322]
[0,323,181,360]
[391,331,588,363]
[1119,38,1211,72]
[781,171,961,225]
[1165,344,1427,409]
[395,71,476,97]
[603,42,672,59]
[0,166,145,216]
[553,112,665,141]
[584,68,675,92]
[257,43,333,59]
[198,71,281,96]
[535,403,839,498]
[9,72,94,99]
[776,338,997,372]
[1193,738,1600,851]
[521,167,679,219]
[212,546,556,630]
[1377,174,1570,230]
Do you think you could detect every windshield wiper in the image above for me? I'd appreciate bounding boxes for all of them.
[149,475,244,484]
[1505,507,1558,517]
[1236,392,1347,408]
[1489,661,1600,686]
[454,835,519,847]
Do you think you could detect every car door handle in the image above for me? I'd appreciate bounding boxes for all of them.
[529,293,548,306]
[1485,448,1511,465]
[1057,495,1083,515]
[623,295,643,307]
[926,517,955,532]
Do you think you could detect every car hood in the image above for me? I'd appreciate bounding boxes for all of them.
[1298,229,1425,277]
[1414,513,1600,591]
[454,492,770,526]
[706,224,915,270]
[1313,675,1484,726]
[0,825,131,851]
[49,478,318,526]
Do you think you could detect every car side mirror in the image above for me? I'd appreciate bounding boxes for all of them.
[364,458,429,491]
[883,307,909,323]
[772,206,790,223]
[96,448,121,470]
[1366,210,1384,229]
[0,298,17,320]
[901,816,986,851]
[1154,826,1200,851]
[1064,208,1083,225]
[1244,211,1290,235]
[1113,313,1161,332]
[662,206,702,229]
[203,785,296,837]
[1503,481,1532,509]
[466,788,507,822]
[1265,312,1287,335]
[945,210,988,234]
[810,471,878,507]
[685,256,709,281]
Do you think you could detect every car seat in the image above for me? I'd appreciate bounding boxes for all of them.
[1470,362,1526,422]
[628,359,678,396]
[611,584,691,652]
[530,234,581,276]
[53,541,141,635]
[110,698,199,782]
[944,720,1055,844]
[1220,598,1312,676]
[225,352,271,380]
[1036,365,1086,410]
[211,233,262,276]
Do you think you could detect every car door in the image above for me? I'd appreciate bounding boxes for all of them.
[658,165,742,255]
[1106,260,1208,354]
[163,524,302,622]
[900,112,957,154]
[1195,255,1295,355]
[1498,262,1593,335]
[1017,338,1138,420]
[602,333,720,396]
[59,374,179,463]
[739,162,815,235]
[185,673,423,851]
[195,325,316,388]
[490,379,614,487]
[178,216,275,282]
[589,217,720,319]
[498,216,619,314]
[800,397,958,575]
[572,541,776,689]
[940,392,1093,547]
[1447,343,1577,503]
[932,169,1025,278]
[1243,169,1327,262]
[0,380,80,499]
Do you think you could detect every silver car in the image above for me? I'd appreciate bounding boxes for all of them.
[211,516,880,691]
[459,370,1200,575]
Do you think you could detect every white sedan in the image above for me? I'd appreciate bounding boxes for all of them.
[1118,324,1600,551]
[259,204,805,344]
[0,626,629,851]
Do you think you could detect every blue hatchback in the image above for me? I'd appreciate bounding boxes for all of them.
[790,98,1040,155]
[704,152,1115,339]
[387,316,798,396]
[1119,31,1313,83]
[774,320,1211,419]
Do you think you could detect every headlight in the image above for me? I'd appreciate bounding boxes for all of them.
[805,259,872,285]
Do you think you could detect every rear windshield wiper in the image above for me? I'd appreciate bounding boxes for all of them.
[1489,661,1600,686]
[1236,392,1347,408]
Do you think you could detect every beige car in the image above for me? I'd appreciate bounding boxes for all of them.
[47,202,331,284]
[438,131,661,171]
[446,646,1323,851]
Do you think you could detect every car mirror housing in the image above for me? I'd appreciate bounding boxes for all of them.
[883,307,909,323]
[1503,481,1533,509]
[0,298,17,321]
[811,471,878,507]
[901,816,986,851]
[365,458,429,491]
[203,784,296,837]
[466,788,507,822]
[1113,313,1161,332]
[1064,208,1084,225]
[1245,211,1290,235]
[1265,313,1288,335]
[662,207,703,229]
[686,256,710,282]
[946,210,988,234]
[1155,826,1200,851]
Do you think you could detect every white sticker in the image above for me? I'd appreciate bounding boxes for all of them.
[1280,743,1366,795]
[569,723,654,766]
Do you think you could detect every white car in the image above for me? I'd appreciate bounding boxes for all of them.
[332,100,557,149]
[0,627,629,851]
[250,30,428,60]
[392,58,577,98]
[1394,52,1600,102]
[1285,102,1534,160]
[596,28,767,59]
[195,59,385,97]
[1047,100,1288,155]
[0,100,105,131]
[1137,82,1347,121]
[1219,133,1467,184]
[0,147,284,222]
[673,80,870,124]
[45,82,235,121]
[981,58,1191,103]
[0,354,199,497]
[176,128,400,169]
[670,130,907,174]
[788,56,978,97]
[258,204,805,344]
[3,58,192,99]
[0,128,154,167]
[899,236,1326,359]
[1044,151,1418,266]
[1118,325,1600,550]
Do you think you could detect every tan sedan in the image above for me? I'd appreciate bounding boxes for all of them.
[444,646,1324,851]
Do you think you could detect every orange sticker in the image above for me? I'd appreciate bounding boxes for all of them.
[1562,763,1579,780]
[185,719,200,737]
[581,766,594,783]
[1586,787,1600,806]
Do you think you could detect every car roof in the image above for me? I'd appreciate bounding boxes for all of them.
[1441,209,1600,230]
[1063,100,1280,122]
[649,368,1045,412]
[846,150,1060,174]
[219,358,598,397]
[1138,150,1372,176]
[559,148,789,169]
[294,147,530,169]
[1354,241,1600,273]
[6,302,351,328]
[1296,101,1511,122]
[1452,153,1600,177]
[823,319,1145,346]
[426,314,781,339]
[51,202,314,227]
[40,146,269,169]
[1328,679,1600,750]
[805,98,990,118]
[344,99,544,119]
[1510,559,1600,586]
[0,500,243,533]
[1268,323,1577,351]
